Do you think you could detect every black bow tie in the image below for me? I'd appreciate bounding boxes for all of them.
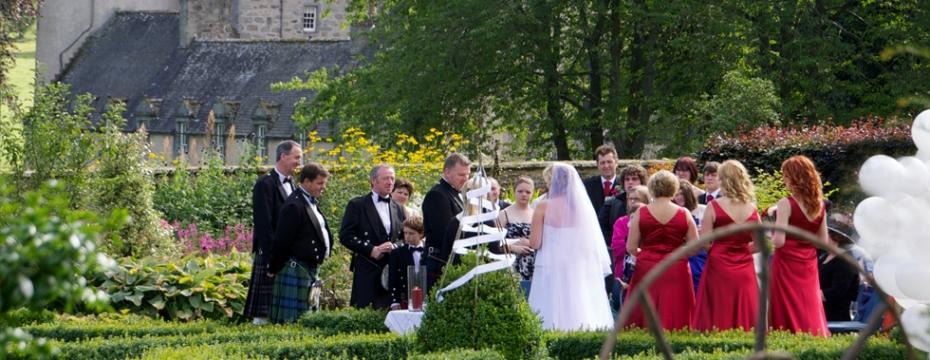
[410,247,424,253]
[283,176,292,184]
[309,196,318,205]
[377,196,391,203]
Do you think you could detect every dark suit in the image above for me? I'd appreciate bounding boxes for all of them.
[269,190,332,274]
[598,191,630,248]
[698,191,721,205]
[422,178,464,287]
[583,175,620,213]
[388,244,426,306]
[339,193,406,309]
[244,170,292,318]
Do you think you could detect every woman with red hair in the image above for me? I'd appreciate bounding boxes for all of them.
[769,155,830,336]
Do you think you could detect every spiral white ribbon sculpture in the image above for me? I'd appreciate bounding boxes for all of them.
[436,172,520,301]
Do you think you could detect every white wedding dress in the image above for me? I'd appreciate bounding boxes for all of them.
[528,164,614,331]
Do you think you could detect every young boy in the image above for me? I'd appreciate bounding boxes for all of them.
[389,216,426,310]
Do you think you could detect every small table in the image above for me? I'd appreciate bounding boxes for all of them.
[384,309,425,335]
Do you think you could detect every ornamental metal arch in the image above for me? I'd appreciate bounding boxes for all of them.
[598,222,918,360]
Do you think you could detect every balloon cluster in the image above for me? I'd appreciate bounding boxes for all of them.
[855,109,930,351]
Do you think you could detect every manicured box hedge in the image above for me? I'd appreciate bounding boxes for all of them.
[10,315,909,360]
[545,329,906,360]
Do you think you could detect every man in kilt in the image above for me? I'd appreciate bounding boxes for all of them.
[244,140,301,325]
[267,163,332,323]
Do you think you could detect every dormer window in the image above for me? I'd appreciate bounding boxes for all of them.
[302,7,318,32]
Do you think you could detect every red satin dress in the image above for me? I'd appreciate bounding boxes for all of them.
[625,207,695,330]
[768,197,829,336]
[694,201,760,331]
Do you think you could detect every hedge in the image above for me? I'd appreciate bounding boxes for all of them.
[39,332,408,360]
[698,120,914,207]
[408,348,508,360]
[297,308,389,335]
[545,329,906,360]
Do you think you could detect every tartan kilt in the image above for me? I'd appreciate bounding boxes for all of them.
[270,260,318,324]
[243,251,275,318]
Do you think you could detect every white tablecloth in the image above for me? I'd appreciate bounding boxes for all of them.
[384,310,425,335]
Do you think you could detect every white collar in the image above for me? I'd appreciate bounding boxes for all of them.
[273,168,290,184]
[601,175,616,184]
[371,191,390,203]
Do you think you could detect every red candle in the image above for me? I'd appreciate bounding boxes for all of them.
[411,286,423,311]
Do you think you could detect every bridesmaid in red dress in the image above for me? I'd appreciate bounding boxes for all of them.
[694,160,760,331]
[769,155,830,336]
[625,170,699,330]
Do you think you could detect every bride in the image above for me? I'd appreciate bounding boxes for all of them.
[528,163,614,330]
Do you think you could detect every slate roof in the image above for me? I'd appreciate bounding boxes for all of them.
[59,11,366,138]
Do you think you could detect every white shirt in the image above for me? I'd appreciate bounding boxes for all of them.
[371,192,392,235]
[300,189,330,257]
[275,169,293,197]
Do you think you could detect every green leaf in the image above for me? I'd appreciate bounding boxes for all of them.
[125,292,144,307]
[148,295,166,310]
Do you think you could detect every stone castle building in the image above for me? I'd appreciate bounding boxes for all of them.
[37,0,363,165]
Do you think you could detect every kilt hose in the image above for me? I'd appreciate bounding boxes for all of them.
[244,250,275,318]
[270,259,319,324]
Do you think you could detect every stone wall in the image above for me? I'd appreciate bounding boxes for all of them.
[185,0,239,41]
[237,0,350,41]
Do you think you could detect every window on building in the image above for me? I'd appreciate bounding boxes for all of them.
[176,121,189,156]
[214,122,225,160]
[255,124,267,159]
[302,7,318,32]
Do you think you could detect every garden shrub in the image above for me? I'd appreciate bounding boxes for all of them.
[698,119,914,208]
[416,254,543,360]
[544,329,906,360]
[408,348,507,360]
[92,102,176,258]
[0,309,56,328]
[297,308,389,335]
[0,181,119,358]
[93,252,251,321]
[45,332,408,360]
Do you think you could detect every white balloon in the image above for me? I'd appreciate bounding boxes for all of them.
[901,304,930,352]
[912,109,930,151]
[857,235,894,260]
[854,197,901,249]
[897,157,930,197]
[895,260,930,302]
[858,155,905,196]
[917,148,930,162]
[893,196,930,260]
[873,254,912,301]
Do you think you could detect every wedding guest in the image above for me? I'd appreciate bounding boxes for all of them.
[389,216,427,310]
[392,178,420,218]
[244,140,301,325]
[340,164,406,309]
[599,164,648,245]
[694,160,760,332]
[529,163,613,330]
[674,156,705,200]
[819,227,860,322]
[611,185,649,287]
[583,144,621,214]
[487,177,511,211]
[497,176,536,281]
[770,155,830,336]
[423,153,470,288]
[698,161,721,204]
[674,179,708,293]
[267,163,331,324]
[625,170,698,330]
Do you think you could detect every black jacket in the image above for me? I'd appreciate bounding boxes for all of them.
[252,171,292,254]
[388,244,426,305]
[339,193,406,309]
[583,175,621,214]
[598,192,630,248]
[422,178,464,255]
[269,190,332,274]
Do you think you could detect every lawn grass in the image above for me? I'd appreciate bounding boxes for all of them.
[1,25,35,169]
